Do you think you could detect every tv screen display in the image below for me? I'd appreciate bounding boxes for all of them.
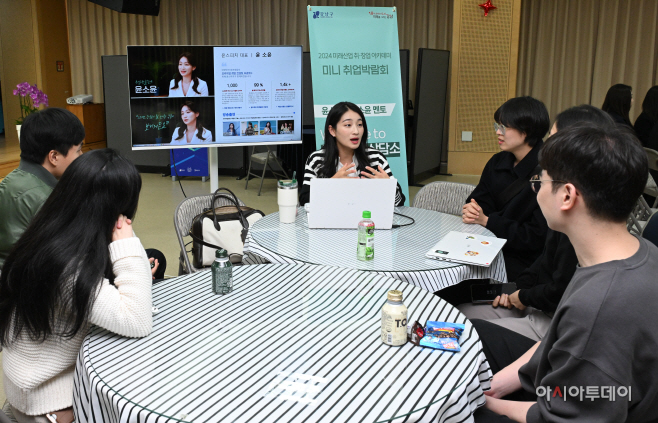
[127,45,303,150]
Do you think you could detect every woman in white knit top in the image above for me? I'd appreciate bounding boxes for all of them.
[0,149,153,422]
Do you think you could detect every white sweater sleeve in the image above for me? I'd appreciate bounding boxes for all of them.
[89,237,153,338]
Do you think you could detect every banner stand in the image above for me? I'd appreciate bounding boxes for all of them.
[209,148,219,192]
[307,6,410,205]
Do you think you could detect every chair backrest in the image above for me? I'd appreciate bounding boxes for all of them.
[413,181,476,216]
[627,195,654,235]
[642,210,658,248]
[0,403,17,423]
[646,148,658,172]
[174,193,246,273]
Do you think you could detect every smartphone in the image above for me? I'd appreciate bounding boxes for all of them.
[470,282,517,304]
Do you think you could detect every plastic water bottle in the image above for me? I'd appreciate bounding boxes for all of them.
[381,290,408,346]
[357,211,374,261]
[211,249,233,295]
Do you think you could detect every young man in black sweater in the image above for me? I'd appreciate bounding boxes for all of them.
[473,125,658,422]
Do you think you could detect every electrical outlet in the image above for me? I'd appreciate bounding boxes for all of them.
[461,131,473,142]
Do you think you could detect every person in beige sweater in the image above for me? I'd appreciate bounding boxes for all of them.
[0,149,153,423]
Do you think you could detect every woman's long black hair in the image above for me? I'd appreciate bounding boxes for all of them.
[175,101,206,140]
[318,102,370,178]
[172,52,201,95]
[602,83,633,126]
[641,85,658,123]
[0,149,142,345]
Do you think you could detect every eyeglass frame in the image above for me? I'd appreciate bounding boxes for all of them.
[494,122,507,135]
[529,174,567,193]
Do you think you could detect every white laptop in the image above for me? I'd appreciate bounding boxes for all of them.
[307,178,397,229]
[425,231,506,267]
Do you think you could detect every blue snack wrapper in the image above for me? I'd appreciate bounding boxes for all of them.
[418,321,465,352]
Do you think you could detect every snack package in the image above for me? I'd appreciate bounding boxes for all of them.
[408,321,425,346]
[418,321,465,352]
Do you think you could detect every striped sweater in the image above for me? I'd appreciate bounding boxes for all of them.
[299,147,405,206]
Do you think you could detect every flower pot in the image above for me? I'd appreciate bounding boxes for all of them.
[16,124,21,143]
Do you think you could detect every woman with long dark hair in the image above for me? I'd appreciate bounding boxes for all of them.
[634,85,658,147]
[601,83,633,128]
[0,149,152,421]
[168,52,208,97]
[299,101,405,206]
[263,121,273,135]
[226,122,238,136]
[170,101,212,144]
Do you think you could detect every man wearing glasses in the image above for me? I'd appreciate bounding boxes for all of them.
[462,96,550,281]
[473,124,658,422]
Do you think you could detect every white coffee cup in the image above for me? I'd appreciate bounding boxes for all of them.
[278,180,298,223]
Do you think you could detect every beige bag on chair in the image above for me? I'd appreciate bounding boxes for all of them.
[190,188,264,265]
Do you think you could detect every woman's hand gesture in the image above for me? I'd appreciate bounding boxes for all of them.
[332,163,357,179]
[112,214,134,242]
[360,165,389,179]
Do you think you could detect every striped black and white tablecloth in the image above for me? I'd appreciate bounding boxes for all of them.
[243,207,508,291]
[74,264,492,423]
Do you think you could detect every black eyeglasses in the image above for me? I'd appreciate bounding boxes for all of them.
[529,174,566,193]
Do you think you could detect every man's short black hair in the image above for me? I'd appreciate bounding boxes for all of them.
[19,108,85,164]
[494,96,550,147]
[539,124,648,223]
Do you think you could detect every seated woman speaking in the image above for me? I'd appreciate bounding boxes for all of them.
[0,149,153,422]
[299,101,405,206]
[463,96,550,280]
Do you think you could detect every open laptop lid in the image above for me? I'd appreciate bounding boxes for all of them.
[308,178,397,229]
[425,231,506,267]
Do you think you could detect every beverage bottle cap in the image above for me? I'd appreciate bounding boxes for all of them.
[387,290,403,302]
[363,210,371,219]
[215,249,228,258]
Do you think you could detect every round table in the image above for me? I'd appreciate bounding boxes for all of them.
[74,264,492,423]
[243,207,507,291]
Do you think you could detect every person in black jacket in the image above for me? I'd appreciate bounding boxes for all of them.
[457,105,616,341]
[462,96,550,281]
[634,86,658,147]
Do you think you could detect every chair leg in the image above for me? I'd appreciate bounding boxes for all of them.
[258,148,269,196]
[270,154,290,180]
[245,146,255,190]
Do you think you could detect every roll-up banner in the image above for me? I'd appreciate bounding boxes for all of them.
[307,6,410,205]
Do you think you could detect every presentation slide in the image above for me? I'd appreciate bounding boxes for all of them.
[127,45,302,150]
[216,46,302,146]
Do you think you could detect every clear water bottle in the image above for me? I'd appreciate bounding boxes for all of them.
[357,210,375,261]
[211,249,233,295]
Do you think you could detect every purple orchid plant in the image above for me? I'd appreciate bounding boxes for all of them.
[13,82,49,125]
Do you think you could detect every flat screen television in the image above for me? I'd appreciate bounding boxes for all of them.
[127,45,303,150]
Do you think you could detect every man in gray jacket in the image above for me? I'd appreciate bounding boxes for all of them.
[472,124,658,422]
